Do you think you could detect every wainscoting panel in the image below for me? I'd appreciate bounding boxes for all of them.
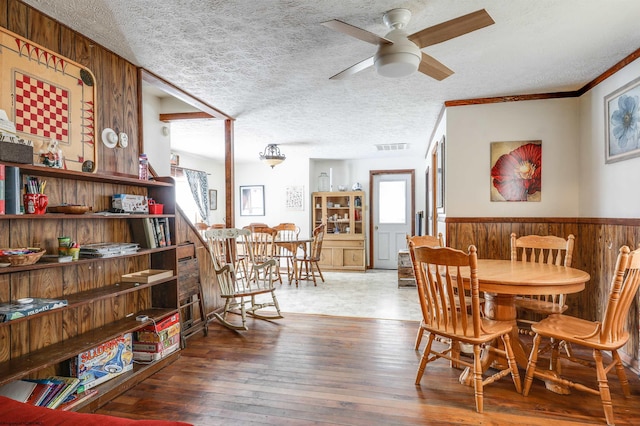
[446,217,640,370]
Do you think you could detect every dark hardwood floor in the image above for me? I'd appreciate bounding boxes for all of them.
[96,314,640,425]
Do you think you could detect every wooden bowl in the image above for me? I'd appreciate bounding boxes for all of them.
[0,248,46,266]
[48,205,91,214]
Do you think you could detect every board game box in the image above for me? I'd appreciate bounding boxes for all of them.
[133,333,180,353]
[71,333,133,391]
[0,298,67,322]
[133,340,180,362]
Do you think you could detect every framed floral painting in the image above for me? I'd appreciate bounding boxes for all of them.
[605,76,640,163]
[490,141,541,202]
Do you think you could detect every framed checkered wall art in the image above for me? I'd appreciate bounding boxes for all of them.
[0,27,97,172]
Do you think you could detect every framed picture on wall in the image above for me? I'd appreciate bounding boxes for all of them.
[240,185,265,216]
[490,140,542,202]
[209,189,217,210]
[605,76,640,163]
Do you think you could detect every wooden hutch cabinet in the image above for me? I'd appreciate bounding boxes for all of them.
[312,191,366,272]
[0,162,179,412]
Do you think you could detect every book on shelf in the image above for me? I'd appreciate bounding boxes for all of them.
[45,376,80,409]
[152,218,167,247]
[0,298,68,322]
[39,254,73,263]
[160,217,172,246]
[4,165,20,214]
[0,379,37,403]
[131,218,171,249]
[24,382,50,406]
[57,388,98,411]
[130,218,158,249]
[32,377,65,408]
[0,163,4,214]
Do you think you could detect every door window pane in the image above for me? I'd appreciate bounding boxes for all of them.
[379,181,406,223]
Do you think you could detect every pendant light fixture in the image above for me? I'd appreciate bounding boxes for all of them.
[259,144,286,168]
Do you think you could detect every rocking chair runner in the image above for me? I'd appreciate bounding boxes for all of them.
[204,228,283,331]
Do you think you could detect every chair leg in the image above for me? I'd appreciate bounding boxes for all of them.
[473,344,484,413]
[611,349,631,397]
[450,340,460,369]
[501,333,522,393]
[315,261,325,282]
[414,324,424,351]
[593,349,615,426]
[415,332,435,384]
[523,334,542,396]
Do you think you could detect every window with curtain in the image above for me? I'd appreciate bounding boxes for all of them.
[172,167,209,225]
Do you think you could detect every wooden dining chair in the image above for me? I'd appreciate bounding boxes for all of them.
[243,225,282,285]
[408,243,521,413]
[523,245,640,426]
[510,233,575,350]
[204,228,283,331]
[407,233,444,351]
[297,223,326,286]
[273,223,301,283]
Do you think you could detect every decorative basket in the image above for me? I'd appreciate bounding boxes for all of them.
[0,248,46,266]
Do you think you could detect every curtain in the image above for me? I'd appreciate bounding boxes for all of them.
[185,169,209,224]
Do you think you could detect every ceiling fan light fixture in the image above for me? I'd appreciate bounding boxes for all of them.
[374,51,420,77]
[259,143,286,168]
[374,31,421,78]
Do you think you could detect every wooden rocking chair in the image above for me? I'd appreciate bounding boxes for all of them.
[205,228,283,331]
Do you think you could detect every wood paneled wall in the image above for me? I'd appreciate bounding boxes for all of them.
[0,0,138,176]
[0,1,223,325]
[446,217,640,369]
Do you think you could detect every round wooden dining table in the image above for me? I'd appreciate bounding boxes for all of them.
[274,237,313,286]
[456,259,590,390]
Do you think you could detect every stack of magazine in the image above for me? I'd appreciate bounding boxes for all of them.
[79,242,139,258]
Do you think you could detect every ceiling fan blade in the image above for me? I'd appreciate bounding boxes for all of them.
[408,9,494,48]
[418,53,454,81]
[329,56,375,80]
[321,19,393,45]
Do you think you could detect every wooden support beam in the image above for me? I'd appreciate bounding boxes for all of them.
[159,112,215,122]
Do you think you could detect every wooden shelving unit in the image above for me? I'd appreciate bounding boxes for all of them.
[312,191,366,271]
[0,162,179,411]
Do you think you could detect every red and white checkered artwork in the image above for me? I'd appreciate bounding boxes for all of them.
[14,72,69,142]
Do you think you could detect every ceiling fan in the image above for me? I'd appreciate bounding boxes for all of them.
[321,8,494,80]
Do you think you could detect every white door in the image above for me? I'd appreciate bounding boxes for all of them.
[372,172,413,269]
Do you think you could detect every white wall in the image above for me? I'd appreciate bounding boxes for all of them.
[234,158,311,236]
[445,98,580,217]
[142,94,171,176]
[579,57,640,218]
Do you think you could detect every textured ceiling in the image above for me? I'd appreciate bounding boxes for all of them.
[21,0,640,162]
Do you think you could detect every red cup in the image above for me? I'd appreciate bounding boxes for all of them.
[23,194,48,215]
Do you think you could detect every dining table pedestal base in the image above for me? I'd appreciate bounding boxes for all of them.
[458,292,571,394]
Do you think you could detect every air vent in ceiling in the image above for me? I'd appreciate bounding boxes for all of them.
[375,143,409,152]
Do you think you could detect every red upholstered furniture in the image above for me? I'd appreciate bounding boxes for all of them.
[0,396,192,426]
